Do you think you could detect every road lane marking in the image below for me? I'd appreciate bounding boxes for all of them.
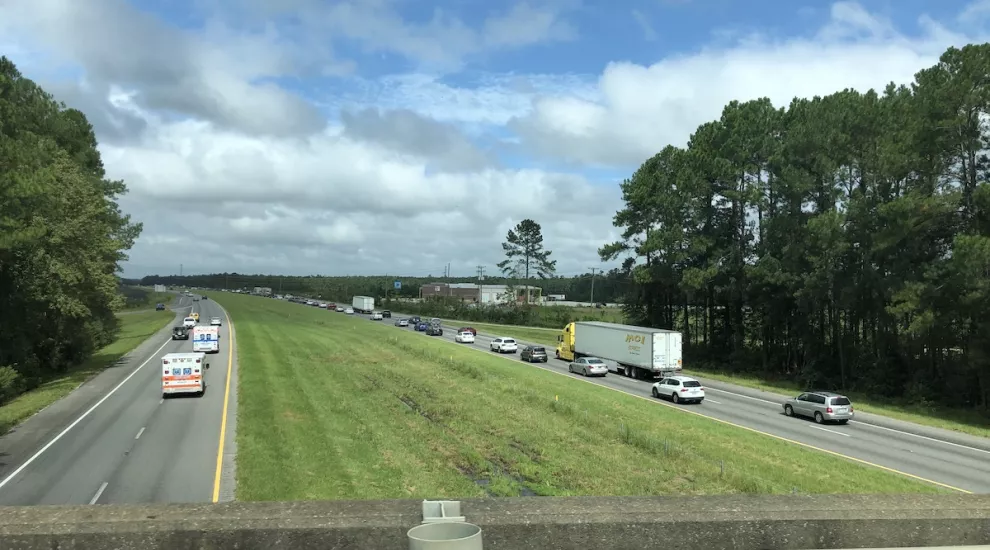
[811,425,851,437]
[89,481,108,504]
[212,303,235,502]
[0,337,173,492]
[384,318,971,494]
[849,420,990,455]
[135,427,145,440]
[705,399,722,405]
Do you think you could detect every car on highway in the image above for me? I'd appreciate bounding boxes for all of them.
[327,303,336,310]
[782,391,853,424]
[454,330,475,343]
[182,316,196,329]
[345,307,355,314]
[409,316,422,326]
[172,326,190,340]
[425,324,443,336]
[429,318,442,326]
[371,311,383,320]
[191,312,200,322]
[156,302,166,311]
[415,321,429,331]
[336,305,346,312]
[318,302,328,308]
[394,318,409,327]
[210,316,222,326]
[202,295,208,300]
[520,345,548,363]
[568,357,608,376]
[490,337,517,353]
[457,327,477,336]
[193,296,200,301]
[652,376,705,404]
[382,310,392,318]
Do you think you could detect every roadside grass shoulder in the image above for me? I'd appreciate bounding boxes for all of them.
[217,293,939,501]
[0,309,174,434]
[411,315,990,441]
[119,285,173,311]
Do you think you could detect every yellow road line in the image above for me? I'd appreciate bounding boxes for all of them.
[212,306,235,502]
[450,337,972,494]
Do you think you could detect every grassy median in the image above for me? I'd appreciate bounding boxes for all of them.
[216,293,940,501]
[0,309,174,434]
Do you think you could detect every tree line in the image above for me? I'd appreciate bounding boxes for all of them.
[0,57,142,404]
[603,43,990,412]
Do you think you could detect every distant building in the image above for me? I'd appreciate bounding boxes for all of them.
[153,284,167,292]
[253,286,272,296]
[419,282,542,304]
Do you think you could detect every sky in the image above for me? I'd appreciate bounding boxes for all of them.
[1,0,989,279]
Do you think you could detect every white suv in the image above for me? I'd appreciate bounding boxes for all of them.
[371,311,383,320]
[490,337,517,353]
[182,317,196,328]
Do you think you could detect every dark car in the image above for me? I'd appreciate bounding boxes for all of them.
[409,316,422,326]
[521,345,548,363]
[202,295,208,300]
[457,327,477,336]
[416,321,429,331]
[425,324,443,336]
[155,303,166,311]
[171,326,189,340]
[382,310,392,318]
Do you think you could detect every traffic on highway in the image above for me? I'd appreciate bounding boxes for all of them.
[299,300,990,494]
[0,294,237,506]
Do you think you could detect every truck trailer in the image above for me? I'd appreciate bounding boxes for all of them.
[352,295,375,314]
[555,321,682,379]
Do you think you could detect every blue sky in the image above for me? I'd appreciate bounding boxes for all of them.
[1,0,986,277]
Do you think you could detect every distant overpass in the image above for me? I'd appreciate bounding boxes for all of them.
[1,493,988,549]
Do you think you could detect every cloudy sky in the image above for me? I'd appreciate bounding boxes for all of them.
[1,0,988,278]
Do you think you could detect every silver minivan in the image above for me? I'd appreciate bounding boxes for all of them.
[783,391,854,424]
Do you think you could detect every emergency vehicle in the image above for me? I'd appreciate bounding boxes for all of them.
[192,325,220,353]
[161,352,209,397]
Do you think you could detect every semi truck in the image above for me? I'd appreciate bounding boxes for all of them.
[352,295,375,314]
[555,321,682,379]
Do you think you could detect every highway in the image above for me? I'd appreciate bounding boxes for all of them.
[0,294,237,506]
[355,308,990,494]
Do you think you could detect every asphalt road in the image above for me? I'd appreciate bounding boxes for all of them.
[0,295,237,505]
[349,308,990,494]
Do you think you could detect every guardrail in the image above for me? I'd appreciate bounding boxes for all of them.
[0,494,988,549]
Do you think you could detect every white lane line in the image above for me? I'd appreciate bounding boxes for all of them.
[810,425,850,437]
[849,420,990,455]
[705,399,722,405]
[159,399,164,405]
[135,427,146,440]
[89,481,108,504]
[0,337,173,491]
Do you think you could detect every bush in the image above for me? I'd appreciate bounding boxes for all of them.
[0,366,25,406]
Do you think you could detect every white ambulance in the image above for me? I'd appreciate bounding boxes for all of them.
[161,352,209,397]
[192,325,220,353]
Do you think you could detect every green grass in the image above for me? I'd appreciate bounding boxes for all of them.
[405,315,990,441]
[0,309,174,435]
[118,285,173,311]
[216,292,940,501]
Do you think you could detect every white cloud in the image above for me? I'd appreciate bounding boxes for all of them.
[510,1,989,167]
[2,0,988,279]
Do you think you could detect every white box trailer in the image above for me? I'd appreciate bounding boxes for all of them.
[352,295,374,313]
[573,321,682,379]
[192,325,220,354]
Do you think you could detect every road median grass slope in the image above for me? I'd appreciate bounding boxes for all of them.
[0,309,174,434]
[219,293,939,501]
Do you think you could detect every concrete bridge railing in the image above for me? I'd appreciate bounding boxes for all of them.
[0,493,988,549]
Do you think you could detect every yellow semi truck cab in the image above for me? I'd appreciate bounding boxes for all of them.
[555,322,578,361]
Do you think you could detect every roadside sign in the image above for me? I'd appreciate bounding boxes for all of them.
[394,281,401,289]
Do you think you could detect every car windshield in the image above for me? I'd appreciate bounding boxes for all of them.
[832,397,851,405]
[683,380,702,387]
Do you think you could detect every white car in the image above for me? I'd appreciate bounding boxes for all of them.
[490,337,517,353]
[455,331,475,343]
[345,307,355,314]
[210,317,222,326]
[371,312,383,320]
[652,376,705,404]
[182,316,196,328]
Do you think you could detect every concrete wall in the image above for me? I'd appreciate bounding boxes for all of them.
[1,494,988,550]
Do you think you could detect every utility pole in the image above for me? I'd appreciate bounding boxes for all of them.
[476,265,486,304]
[180,264,183,277]
[589,267,599,305]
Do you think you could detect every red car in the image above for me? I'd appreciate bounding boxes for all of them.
[326,303,336,310]
[458,327,477,336]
